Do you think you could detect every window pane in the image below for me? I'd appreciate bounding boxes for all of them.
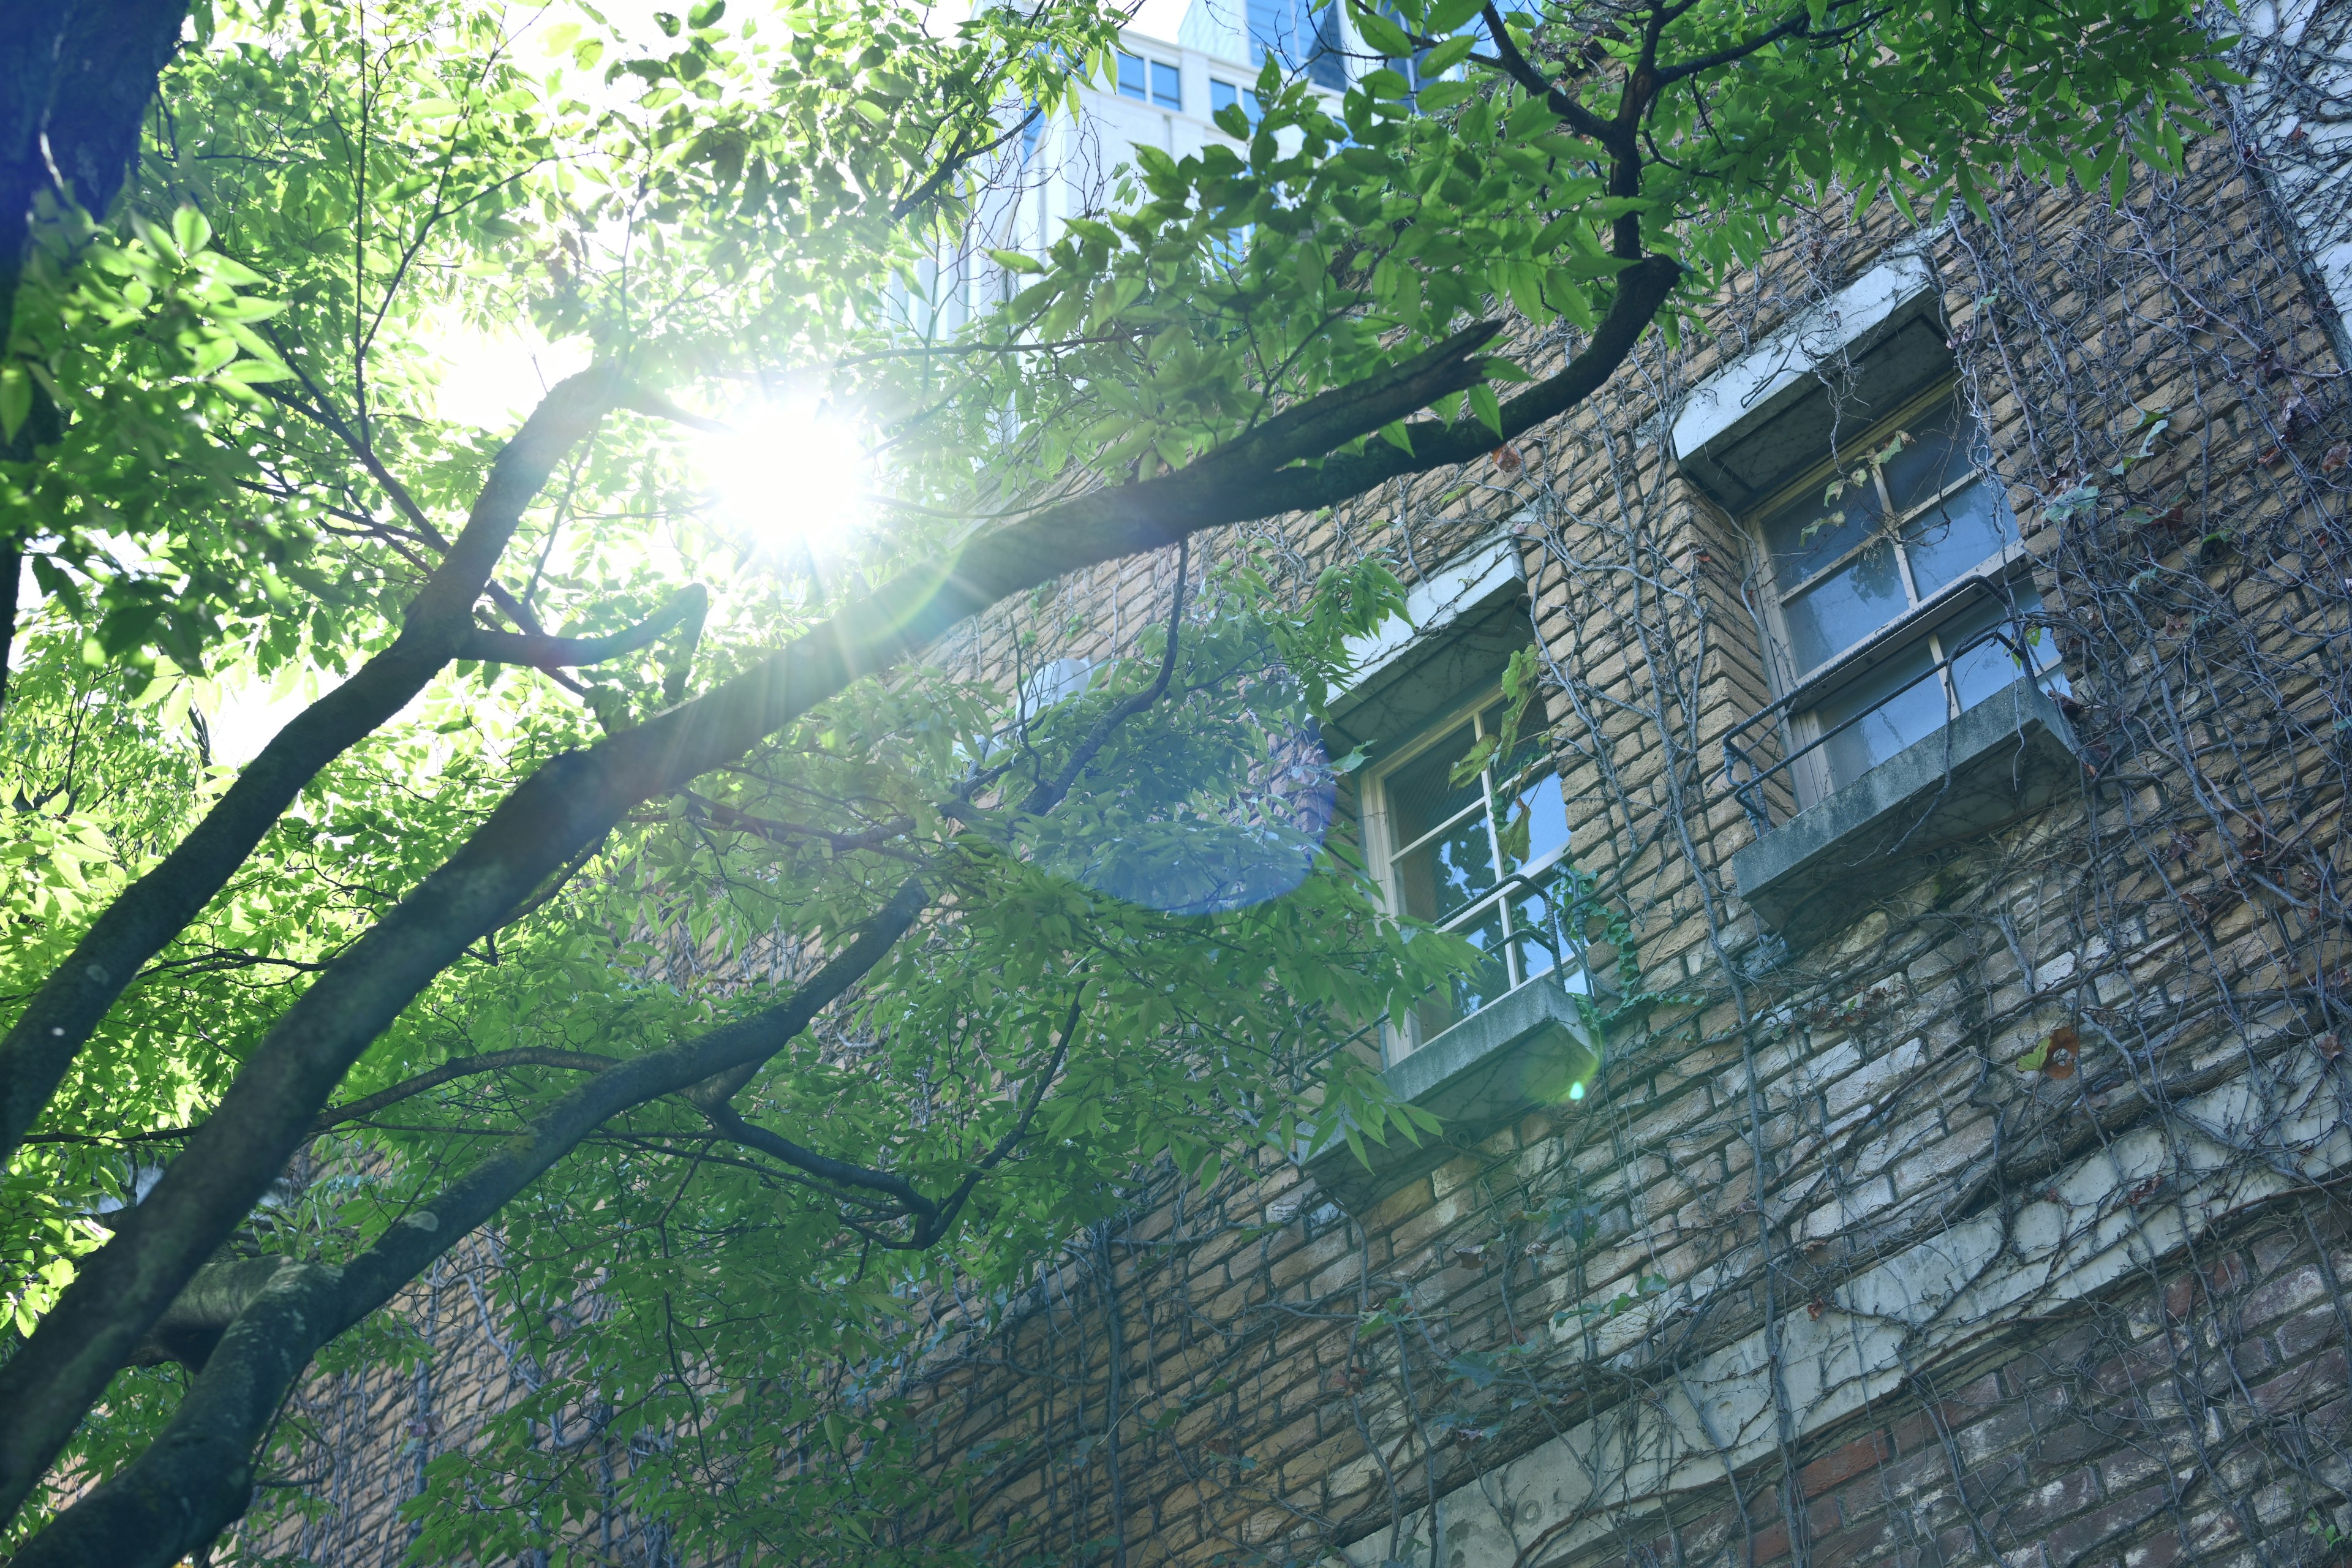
[1151,60,1182,107]
[1763,483,1879,592]
[1509,883,1570,982]
[1385,724,1494,922]
[1404,900,1510,1048]
[1117,51,1147,97]
[1395,815,1497,922]
[1450,900,1512,1013]
[1779,540,1910,673]
[1811,641,1945,789]
[1504,769,1569,873]
[1900,476,2015,599]
[1385,724,1483,846]
[1942,588,2061,710]
[1878,399,1977,515]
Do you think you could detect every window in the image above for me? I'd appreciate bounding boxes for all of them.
[1362,695,1581,1058]
[1150,59,1182,108]
[1754,391,2063,798]
[1116,50,1147,99]
[1210,78,1261,124]
[1247,0,1347,90]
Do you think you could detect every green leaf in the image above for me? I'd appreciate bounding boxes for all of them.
[0,363,29,442]
[172,205,213,257]
[1353,9,1415,56]
[1469,382,1502,437]
[1420,33,1476,75]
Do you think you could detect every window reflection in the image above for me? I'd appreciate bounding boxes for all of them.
[1754,393,2052,797]
[1376,695,1580,1057]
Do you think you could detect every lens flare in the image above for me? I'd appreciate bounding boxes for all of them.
[704,401,867,559]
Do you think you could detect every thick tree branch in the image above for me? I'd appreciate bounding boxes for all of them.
[1653,6,1819,85]
[1477,6,1616,143]
[0,277,1676,1526]
[0,366,621,1203]
[698,1101,940,1222]
[0,534,19,717]
[10,879,931,1568]
[126,1256,290,1369]
[459,584,709,673]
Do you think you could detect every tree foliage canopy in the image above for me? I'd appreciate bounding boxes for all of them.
[0,0,2216,1556]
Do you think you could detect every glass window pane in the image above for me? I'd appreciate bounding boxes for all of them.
[1395,816,1498,922]
[1384,723,1483,847]
[1942,588,2062,710]
[1900,476,2016,599]
[1509,883,1570,982]
[1151,60,1182,107]
[1811,641,1945,790]
[1504,769,1569,874]
[1404,900,1509,1049]
[1878,399,1976,515]
[1450,900,1512,1013]
[1117,51,1147,97]
[1210,79,1259,123]
[1779,540,1910,673]
[1763,482,1879,592]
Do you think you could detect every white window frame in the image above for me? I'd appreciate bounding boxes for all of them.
[1356,690,1583,1062]
[1747,383,2048,807]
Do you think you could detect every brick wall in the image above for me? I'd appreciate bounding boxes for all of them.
[221,51,2352,1568]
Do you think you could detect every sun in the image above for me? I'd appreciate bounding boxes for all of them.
[703,400,870,561]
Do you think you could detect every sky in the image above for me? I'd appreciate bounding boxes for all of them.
[173,0,1190,763]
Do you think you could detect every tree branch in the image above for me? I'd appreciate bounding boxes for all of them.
[13,880,930,1568]
[0,273,1677,1526]
[1019,535,1189,816]
[127,1256,290,1369]
[925,982,1087,1240]
[311,1048,618,1133]
[1653,6,1819,85]
[459,584,709,673]
[1477,6,1615,142]
[0,366,621,1210]
[684,793,916,854]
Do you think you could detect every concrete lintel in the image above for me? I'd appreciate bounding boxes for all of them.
[1337,531,1525,699]
[1670,250,1936,461]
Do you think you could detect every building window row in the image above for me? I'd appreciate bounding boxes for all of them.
[1115,50,1185,109]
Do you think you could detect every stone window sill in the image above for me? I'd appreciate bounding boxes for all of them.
[1730,678,2084,949]
[1304,974,1600,1214]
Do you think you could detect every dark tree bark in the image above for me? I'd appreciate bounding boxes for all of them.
[0,0,192,617]
[0,267,1679,1531]
[0,368,623,1175]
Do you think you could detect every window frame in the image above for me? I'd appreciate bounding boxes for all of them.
[1746,383,2043,806]
[1355,687,1582,1062]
